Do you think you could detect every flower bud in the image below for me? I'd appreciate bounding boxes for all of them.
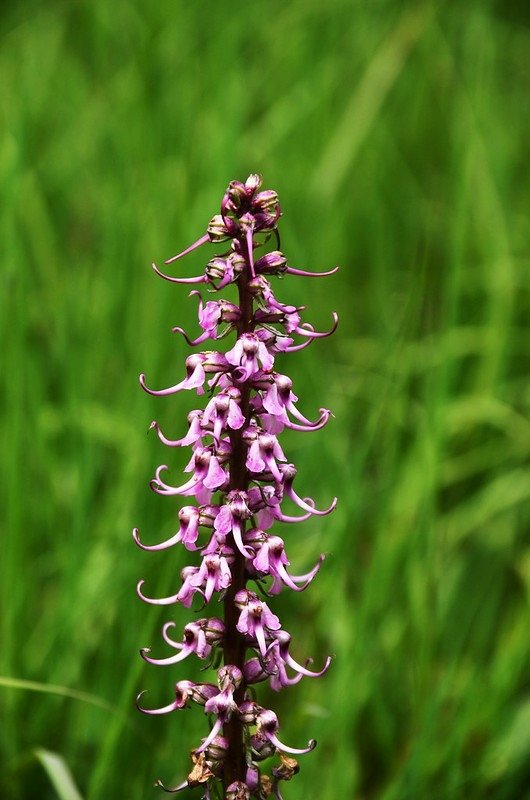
[245,173,262,195]
[207,214,238,241]
[255,250,288,275]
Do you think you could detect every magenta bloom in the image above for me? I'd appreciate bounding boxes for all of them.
[135,175,337,797]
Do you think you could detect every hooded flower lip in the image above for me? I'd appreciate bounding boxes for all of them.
[202,388,245,443]
[244,648,304,692]
[140,352,229,398]
[225,332,274,380]
[213,490,254,558]
[133,505,218,552]
[172,293,241,346]
[137,556,233,608]
[256,708,316,755]
[234,589,281,657]
[136,680,217,715]
[149,412,204,449]
[161,617,224,654]
[279,463,338,516]
[150,449,229,500]
[271,629,332,679]
[194,665,243,754]
[245,431,286,484]
[251,533,324,594]
[141,617,225,666]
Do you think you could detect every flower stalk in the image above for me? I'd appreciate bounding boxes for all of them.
[135,175,338,799]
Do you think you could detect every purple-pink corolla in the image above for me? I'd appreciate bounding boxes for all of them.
[135,175,338,797]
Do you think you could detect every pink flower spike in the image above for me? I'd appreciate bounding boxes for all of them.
[135,175,337,791]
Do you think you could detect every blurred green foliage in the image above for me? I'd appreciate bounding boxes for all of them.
[1,1,529,798]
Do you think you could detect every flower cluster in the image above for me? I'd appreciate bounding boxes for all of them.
[135,175,338,799]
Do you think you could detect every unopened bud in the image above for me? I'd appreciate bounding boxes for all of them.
[255,250,288,275]
[207,214,237,241]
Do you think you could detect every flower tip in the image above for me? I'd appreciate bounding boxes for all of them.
[139,647,151,660]
[155,778,184,794]
[308,739,317,751]
[135,690,148,711]
[162,620,177,636]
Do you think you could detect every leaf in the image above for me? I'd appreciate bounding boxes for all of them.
[35,749,84,800]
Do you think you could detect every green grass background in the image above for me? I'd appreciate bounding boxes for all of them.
[1,1,530,798]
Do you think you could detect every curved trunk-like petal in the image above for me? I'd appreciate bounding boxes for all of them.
[152,261,207,284]
[285,265,339,277]
[272,506,314,524]
[266,731,316,755]
[285,487,337,516]
[254,623,268,658]
[172,326,211,346]
[294,312,339,339]
[150,470,199,497]
[231,519,253,559]
[132,526,184,552]
[194,716,224,754]
[164,233,210,264]
[137,579,181,606]
[136,691,180,715]
[140,361,205,396]
[285,653,332,678]
[283,337,313,353]
[140,645,194,666]
[155,778,189,794]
